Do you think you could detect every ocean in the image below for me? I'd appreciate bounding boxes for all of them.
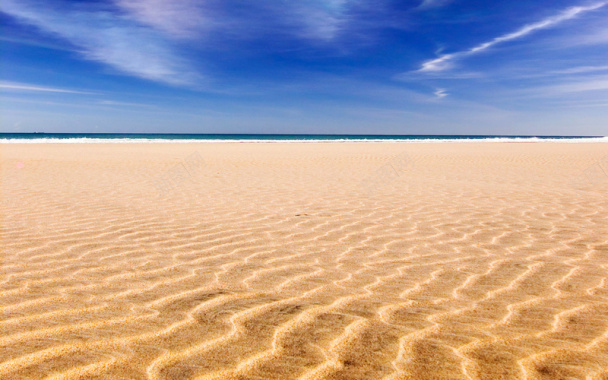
[0,133,608,143]
[0,133,606,143]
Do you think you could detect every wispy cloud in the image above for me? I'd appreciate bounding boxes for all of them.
[418,1,608,72]
[0,0,202,86]
[98,100,155,108]
[417,0,453,10]
[290,0,354,40]
[114,0,209,39]
[0,35,71,51]
[548,65,608,75]
[577,27,608,45]
[556,25,608,47]
[0,81,95,94]
[395,70,484,81]
[538,76,608,95]
[115,0,357,42]
[434,88,448,98]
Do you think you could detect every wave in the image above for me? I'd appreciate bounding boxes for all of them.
[2,136,608,143]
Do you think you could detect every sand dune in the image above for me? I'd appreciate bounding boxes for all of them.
[1,142,608,379]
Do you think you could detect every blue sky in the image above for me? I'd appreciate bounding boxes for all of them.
[1,0,608,135]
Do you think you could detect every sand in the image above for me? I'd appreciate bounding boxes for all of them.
[1,141,608,379]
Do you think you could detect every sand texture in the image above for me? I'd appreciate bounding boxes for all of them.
[1,142,608,379]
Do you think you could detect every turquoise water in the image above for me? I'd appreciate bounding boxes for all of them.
[1,133,605,142]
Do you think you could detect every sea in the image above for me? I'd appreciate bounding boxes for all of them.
[0,133,606,143]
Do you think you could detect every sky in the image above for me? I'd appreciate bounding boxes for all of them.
[1,0,608,135]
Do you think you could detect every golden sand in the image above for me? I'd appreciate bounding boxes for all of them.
[1,142,608,379]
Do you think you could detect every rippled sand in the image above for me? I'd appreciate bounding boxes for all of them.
[1,142,608,379]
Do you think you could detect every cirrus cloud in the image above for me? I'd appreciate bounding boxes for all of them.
[0,0,203,86]
[418,1,608,72]
[113,0,210,39]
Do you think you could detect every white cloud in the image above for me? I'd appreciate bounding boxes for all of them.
[293,0,353,40]
[395,70,484,81]
[434,88,448,98]
[0,0,201,86]
[542,77,608,94]
[114,0,209,38]
[419,1,608,72]
[0,81,94,94]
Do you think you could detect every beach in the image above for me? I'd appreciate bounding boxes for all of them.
[1,141,608,379]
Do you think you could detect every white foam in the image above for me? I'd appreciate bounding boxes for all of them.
[1,137,607,143]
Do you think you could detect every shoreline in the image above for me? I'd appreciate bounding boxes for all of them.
[2,136,608,143]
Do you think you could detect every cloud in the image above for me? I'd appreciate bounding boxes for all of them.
[98,100,156,108]
[548,65,608,75]
[113,0,209,38]
[0,0,202,86]
[395,71,484,82]
[0,35,72,51]
[418,1,608,72]
[0,0,364,91]
[114,0,357,42]
[578,27,608,45]
[289,0,354,40]
[417,0,453,10]
[558,25,608,47]
[540,76,608,94]
[0,81,95,94]
[434,88,448,98]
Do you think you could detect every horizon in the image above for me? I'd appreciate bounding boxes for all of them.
[1,132,605,139]
[2,0,608,135]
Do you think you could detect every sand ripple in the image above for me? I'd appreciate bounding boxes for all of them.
[1,142,608,379]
